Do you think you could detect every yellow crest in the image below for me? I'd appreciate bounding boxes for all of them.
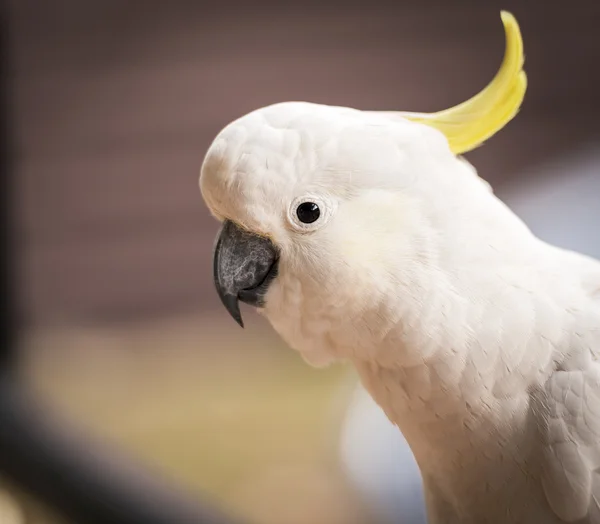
[382,11,527,155]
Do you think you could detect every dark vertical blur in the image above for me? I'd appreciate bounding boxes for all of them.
[3,2,599,524]
[2,0,15,370]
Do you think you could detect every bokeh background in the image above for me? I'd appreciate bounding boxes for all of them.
[3,0,600,523]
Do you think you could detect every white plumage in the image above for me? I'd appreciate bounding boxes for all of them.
[200,13,600,523]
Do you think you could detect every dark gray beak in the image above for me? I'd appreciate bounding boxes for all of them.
[213,220,279,328]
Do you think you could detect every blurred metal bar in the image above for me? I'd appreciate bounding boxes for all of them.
[0,6,241,524]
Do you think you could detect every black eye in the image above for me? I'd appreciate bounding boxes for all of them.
[296,202,320,224]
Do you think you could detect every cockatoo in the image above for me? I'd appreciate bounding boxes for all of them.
[199,11,600,524]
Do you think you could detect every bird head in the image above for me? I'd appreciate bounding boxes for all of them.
[200,12,527,366]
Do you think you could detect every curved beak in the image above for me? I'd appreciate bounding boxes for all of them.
[212,220,279,327]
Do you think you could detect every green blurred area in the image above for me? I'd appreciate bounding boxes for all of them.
[1,313,371,524]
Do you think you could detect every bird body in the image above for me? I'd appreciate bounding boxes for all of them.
[200,12,600,523]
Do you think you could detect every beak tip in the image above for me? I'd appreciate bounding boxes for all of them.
[234,314,245,329]
[220,292,245,329]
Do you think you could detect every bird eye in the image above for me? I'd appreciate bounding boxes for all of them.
[296,202,320,224]
[288,194,335,232]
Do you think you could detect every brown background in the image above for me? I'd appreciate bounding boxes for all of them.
[8,0,600,327]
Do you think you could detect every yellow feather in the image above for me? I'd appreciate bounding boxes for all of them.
[399,11,527,155]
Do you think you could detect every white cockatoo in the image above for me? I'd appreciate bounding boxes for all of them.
[199,11,600,524]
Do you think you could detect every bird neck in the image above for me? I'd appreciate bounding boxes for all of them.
[353,357,536,502]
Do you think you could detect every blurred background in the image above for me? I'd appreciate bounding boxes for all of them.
[3,0,600,523]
